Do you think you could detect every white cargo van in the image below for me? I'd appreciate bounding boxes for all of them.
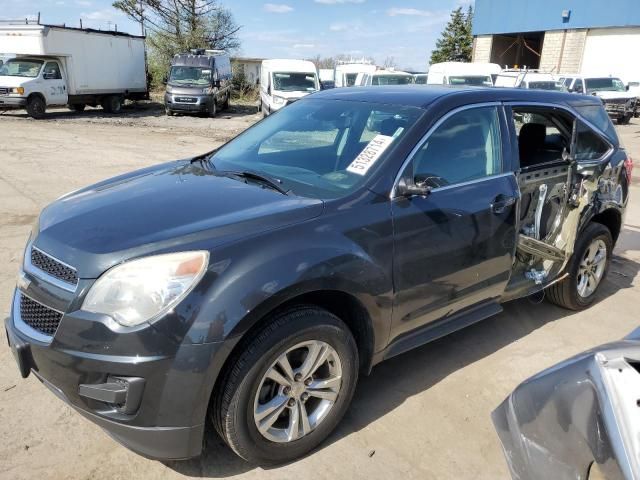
[0,23,148,118]
[259,59,319,116]
[427,62,500,87]
[334,63,377,88]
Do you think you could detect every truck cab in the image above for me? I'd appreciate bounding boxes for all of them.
[259,59,320,116]
[563,75,637,124]
[427,62,501,87]
[0,56,68,117]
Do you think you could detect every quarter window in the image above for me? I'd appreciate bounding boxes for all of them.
[575,121,610,161]
[409,106,503,188]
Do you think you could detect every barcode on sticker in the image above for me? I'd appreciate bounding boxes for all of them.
[346,135,394,176]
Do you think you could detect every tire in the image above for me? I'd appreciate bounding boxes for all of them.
[213,306,358,465]
[546,223,613,310]
[618,113,632,125]
[101,95,122,114]
[223,93,230,110]
[68,103,86,112]
[209,99,217,118]
[26,96,46,119]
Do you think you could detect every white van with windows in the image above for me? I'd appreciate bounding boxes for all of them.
[259,59,319,116]
[427,62,501,87]
[334,63,377,88]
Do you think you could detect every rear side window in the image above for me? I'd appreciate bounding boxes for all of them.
[411,106,502,188]
[574,121,610,161]
[574,104,618,144]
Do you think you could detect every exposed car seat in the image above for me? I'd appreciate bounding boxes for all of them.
[518,123,547,168]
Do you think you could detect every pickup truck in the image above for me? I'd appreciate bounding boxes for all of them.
[6,86,630,465]
[561,75,637,124]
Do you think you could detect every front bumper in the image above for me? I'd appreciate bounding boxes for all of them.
[5,287,224,460]
[0,96,27,108]
[164,93,212,113]
[603,99,636,117]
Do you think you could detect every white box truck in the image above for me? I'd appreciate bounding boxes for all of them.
[0,23,148,118]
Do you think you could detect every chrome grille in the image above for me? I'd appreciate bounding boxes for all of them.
[19,294,63,336]
[30,248,78,286]
[0,87,8,95]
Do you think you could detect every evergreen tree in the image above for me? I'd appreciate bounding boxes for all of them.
[430,6,474,65]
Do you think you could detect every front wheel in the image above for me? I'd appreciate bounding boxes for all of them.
[213,307,358,464]
[618,113,632,125]
[26,96,46,119]
[546,223,613,310]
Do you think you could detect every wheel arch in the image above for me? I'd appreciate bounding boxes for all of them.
[590,208,622,244]
[27,92,46,104]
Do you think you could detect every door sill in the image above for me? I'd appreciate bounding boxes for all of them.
[375,301,503,364]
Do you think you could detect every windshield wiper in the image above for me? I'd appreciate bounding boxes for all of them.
[225,170,289,195]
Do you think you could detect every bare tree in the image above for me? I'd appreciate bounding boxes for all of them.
[113,0,241,84]
[382,56,397,69]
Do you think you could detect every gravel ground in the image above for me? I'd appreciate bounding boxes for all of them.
[0,106,639,480]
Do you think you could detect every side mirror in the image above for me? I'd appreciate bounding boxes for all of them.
[626,85,630,91]
[267,85,271,95]
[162,76,168,85]
[396,177,432,198]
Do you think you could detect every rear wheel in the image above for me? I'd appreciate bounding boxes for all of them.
[101,95,122,114]
[68,103,86,112]
[546,223,612,310]
[223,92,230,110]
[213,306,358,464]
[26,96,46,119]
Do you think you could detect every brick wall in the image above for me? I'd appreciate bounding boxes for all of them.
[539,29,587,74]
[472,35,493,63]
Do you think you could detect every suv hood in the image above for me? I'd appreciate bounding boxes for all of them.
[33,160,323,278]
[0,76,32,87]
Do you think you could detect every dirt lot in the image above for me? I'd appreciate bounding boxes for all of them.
[0,103,639,480]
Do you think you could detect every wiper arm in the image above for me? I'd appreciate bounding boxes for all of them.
[226,170,289,195]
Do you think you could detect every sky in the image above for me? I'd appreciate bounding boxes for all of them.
[2,0,474,71]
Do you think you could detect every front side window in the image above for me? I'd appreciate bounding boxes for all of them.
[43,62,61,80]
[0,59,43,78]
[345,73,358,86]
[575,79,585,94]
[210,99,423,198]
[409,106,502,188]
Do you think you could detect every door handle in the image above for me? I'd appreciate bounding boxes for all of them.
[491,194,517,214]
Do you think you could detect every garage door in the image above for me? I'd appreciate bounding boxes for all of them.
[581,27,640,83]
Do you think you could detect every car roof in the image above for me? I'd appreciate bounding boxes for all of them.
[310,85,602,109]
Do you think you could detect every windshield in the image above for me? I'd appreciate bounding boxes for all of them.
[168,66,212,86]
[526,81,563,91]
[585,78,626,93]
[371,75,413,85]
[0,59,43,78]
[209,99,423,199]
[273,72,317,92]
[449,75,492,86]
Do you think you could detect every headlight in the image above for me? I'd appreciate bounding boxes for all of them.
[273,95,286,105]
[10,87,24,95]
[82,251,209,327]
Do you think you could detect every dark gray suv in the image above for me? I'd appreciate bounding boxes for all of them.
[6,86,630,464]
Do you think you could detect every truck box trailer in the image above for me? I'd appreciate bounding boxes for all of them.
[0,23,148,118]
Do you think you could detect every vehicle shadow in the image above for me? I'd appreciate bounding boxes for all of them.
[0,100,259,121]
[165,251,639,478]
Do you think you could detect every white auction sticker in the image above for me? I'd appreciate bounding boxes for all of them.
[346,135,394,176]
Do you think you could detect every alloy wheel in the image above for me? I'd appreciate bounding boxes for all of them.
[577,238,607,298]
[253,340,342,443]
